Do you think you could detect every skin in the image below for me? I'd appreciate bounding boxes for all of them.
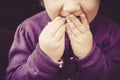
[39,0,100,62]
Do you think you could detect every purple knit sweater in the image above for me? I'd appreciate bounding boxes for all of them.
[5,11,120,80]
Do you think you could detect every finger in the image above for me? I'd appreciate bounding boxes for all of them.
[80,14,91,33]
[67,16,80,37]
[66,25,76,42]
[54,24,66,41]
[80,14,89,26]
[66,23,72,35]
[44,17,62,32]
[69,15,83,33]
[66,22,77,40]
[42,17,61,35]
[48,18,66,36]
[69,14,82,28]
[66,24,73,39]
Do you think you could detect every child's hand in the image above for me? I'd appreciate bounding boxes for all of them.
[39,17,66,62]
[66,14,93,59]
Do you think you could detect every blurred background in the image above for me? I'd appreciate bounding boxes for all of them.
[0,0,44,80]
[0,0,120,80]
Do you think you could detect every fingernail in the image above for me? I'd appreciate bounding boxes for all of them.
[80,14,86,20]
[70,14,76,19]
[67,18,71,23]
[69,14,74,18]
[54,17,61,20]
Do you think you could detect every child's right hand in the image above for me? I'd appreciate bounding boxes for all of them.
[39,17,66,62]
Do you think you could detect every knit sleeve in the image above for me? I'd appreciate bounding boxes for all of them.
[5,23,60,80]
[73,20,120,80]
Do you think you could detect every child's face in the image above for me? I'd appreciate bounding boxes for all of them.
[43,0,100,23]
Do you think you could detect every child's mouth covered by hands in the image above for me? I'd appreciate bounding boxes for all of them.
[65,14,93,59]
[61,15,81,23]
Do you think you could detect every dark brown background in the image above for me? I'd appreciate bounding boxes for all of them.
[0,0,120,80]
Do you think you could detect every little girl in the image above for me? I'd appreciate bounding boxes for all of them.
[5,0,120,80]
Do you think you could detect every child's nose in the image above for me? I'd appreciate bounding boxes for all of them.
[63,1,80,14]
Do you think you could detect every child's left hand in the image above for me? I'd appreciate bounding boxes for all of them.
[66,14,93,59]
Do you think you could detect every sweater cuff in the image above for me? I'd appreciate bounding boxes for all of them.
[27,44,60,76]
[73,42,101,68]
